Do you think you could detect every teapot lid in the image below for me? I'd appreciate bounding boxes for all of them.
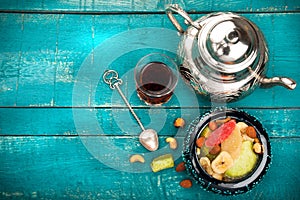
[198,13,265,74]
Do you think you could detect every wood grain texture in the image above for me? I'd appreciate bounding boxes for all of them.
[0,13,299,107]
[1,108,300,137]
[0,0,299,199]
[0,0,299,12]
[0,136,299,199]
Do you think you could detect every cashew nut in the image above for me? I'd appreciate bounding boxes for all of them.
[129,154,145,163]
[253,143,263,154]
[166,137,177,149]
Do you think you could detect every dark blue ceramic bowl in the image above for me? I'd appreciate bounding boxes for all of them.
[183,108,271,195]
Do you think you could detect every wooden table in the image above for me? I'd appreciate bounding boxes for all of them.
[0,1,299,199]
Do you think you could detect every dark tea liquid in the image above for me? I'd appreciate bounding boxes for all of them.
[136,62,176,105]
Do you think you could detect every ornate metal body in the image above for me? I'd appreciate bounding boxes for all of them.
[166,4,296,102]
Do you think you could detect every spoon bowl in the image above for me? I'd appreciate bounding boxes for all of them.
[139,129,159,151]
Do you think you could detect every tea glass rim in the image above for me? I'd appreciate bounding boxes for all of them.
[134,52,179,98]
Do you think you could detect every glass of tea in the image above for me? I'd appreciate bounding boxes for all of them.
[134,53,179,105]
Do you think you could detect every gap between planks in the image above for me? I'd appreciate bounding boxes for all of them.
[0,10,299,15]
[0,106,300,109]
[0,135,299,139]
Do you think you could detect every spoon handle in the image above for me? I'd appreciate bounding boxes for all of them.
[114,85,145,131]
[103,70,145,131]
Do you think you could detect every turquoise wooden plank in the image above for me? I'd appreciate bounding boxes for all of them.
[15,14,57,106]
[0,108,299,137]
[0,1,299,199]
[0,136,299,199]
[55,14,131,106]
[0,0,299,12]
[0,108,76,135]
[54,14,94,106]
[271,13,300,106]
[1,13,298,107]
[0,14,23,106]
[73,12,300,107]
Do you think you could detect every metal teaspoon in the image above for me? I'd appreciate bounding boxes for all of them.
[103,70,159,151]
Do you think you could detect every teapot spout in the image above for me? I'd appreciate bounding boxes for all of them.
[260,76,297,90]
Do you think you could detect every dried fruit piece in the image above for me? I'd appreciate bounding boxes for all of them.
[209,145,221,155]
[166,137,177,149]
[209,121,217,131]
[215,117,231,125]
[200,157,213,175]
[225,141,258,178]
[245,126,257,138]
[242,134,255,142]
[175,162,186,172]
[221,126,243,160]
[200,146,217,160]
[211,151,234,174]
[212,172,223,181]
[236,122,248,133]
[180,179,193,188]
[201,126,212,138]
[151,154,174,172]
[253,142,263,154]
[206,153,218,161]
[129,154,145,163]
[205,120,236,147]
[174,118,185,128]
[196,136,205,148]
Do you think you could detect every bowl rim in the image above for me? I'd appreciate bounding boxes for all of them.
[182,107,272,195]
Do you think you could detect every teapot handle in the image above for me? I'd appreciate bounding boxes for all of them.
[165,4,201,33]
[259,76,297,90]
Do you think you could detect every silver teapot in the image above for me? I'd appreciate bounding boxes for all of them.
[166,4,296,102]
